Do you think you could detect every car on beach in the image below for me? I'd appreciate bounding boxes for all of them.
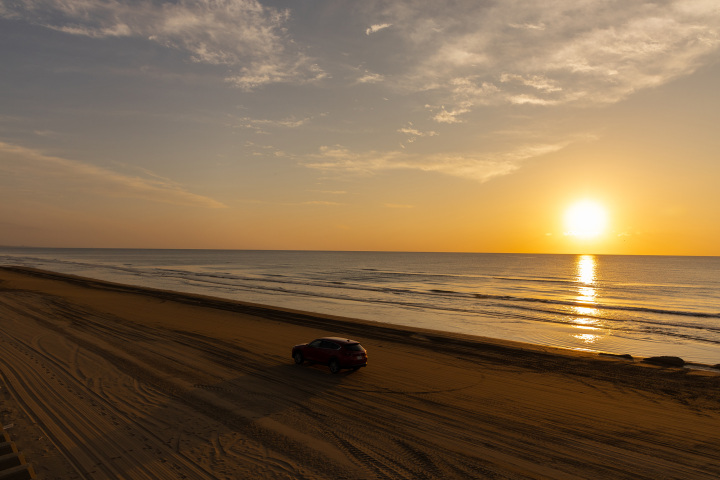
[292,337,368,373]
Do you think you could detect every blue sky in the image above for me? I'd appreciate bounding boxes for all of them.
[1,1,719,253]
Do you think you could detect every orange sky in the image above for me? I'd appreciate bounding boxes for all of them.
[1,1,719,255]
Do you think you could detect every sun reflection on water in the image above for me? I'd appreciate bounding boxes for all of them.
[573,333,601,344]
[577,288,596,304]
[574,305,599,316]
[575,255,597,307]
[573,317,598,326]
[577,255,596,286]
[570,255,604,346]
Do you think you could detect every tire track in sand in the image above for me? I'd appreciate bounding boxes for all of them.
[0,297,218,480]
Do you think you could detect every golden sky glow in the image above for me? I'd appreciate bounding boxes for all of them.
[1,1,719,255]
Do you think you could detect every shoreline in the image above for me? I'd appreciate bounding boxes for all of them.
[2,265,717,371]
[1,265,719,479]
[3,249,719,366]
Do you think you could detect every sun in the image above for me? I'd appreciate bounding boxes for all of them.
[564,200,607,238]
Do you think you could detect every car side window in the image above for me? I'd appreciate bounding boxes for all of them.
[309,339,323,348]
[321,340,340,350]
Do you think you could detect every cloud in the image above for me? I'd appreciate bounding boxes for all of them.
[356,72,385,84]
[0,142,226,208]
[234,115,312,133]
[508,95,559,106]
[33,129,61,138]
[366,23,392,35]
[398,123,438,144]
[1,0,324,90]
[225,60,327,92]
[509,22,546,31]
[428,105,471,124]
[378,1,720,113]
[423,80,499,123]
[302,141,570,182]
[500,73,562,93]
[398,125,437,138]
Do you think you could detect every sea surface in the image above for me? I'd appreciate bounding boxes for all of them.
[1,248,719,365]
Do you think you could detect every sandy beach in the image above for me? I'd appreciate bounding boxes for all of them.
[1,266,719,479]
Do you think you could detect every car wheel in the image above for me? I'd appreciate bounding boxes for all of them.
[293,352,304,365]
[329,358,340,374]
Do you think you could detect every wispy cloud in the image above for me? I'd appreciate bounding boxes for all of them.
[302,141,570,182]
[380,1,720,114]
[509,22,546,31]
[1,0,324,90]
[0,142,226,208]
[366,23,392,35]
[356,72,385,84]
[234,115,312,133]
[500,74,562,93]
[398,124,437,138]
[423,79,498,124]
[33,129,61,138]
[426,105,472,124]
[398,123,437,145]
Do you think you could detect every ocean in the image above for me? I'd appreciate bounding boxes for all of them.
[1,247,718,365]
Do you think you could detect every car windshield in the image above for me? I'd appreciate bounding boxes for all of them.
[344,343,364,351]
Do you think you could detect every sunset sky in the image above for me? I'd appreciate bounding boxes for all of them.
[1,1,719,255]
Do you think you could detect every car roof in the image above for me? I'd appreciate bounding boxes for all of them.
[317,337,360,345]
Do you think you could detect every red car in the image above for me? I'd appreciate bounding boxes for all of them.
[292,337,368,373]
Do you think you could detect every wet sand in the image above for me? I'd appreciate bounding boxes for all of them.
[1,266,719,479]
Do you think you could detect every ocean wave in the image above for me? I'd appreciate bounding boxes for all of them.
[4,251,719,346]
[473,293,720,319]
[174,272,720,335]
[4,254,717,322]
